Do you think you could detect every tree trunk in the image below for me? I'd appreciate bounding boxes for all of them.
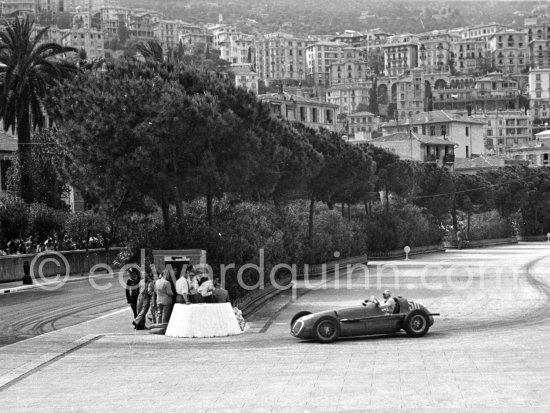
[18,110,33,204]
[161,196,170,234]
[347,203,351,220]
[451,206,458,235]
[341,203,345,217]
[308,195,315,242]
[385,186,389,213]
[174,186,183,223]
[206,191,213,227]
[364,200,369,216]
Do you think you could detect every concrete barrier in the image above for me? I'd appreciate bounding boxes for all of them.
[444,237,518,249]
[0,248,123,283]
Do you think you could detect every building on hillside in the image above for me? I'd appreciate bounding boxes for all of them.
[418,30,458,74]
[329,46,370,85]
[472,110,531,155]
[326,80,373,115]
[254,32,310,86]
[345,111,380,140]
[206,23,238,50]
[36,0,64,12]
[528,67,550,135]
[218,32,253,65]
[525,15,550,69]
[306,41,346,87]
[179,27,213,53]
[453,38,491,74]
[458,23,512,41]
[487,29,528,75]
[70,11,104,58]
[382,34,419,77]
[0,0,35,15]
[507,130,550,166]
[231,65,258,94]
[430,74,521,112]
[382,110,485,159]
[331,30,366,47]
[257,91,338,131]
[369,131,456,165]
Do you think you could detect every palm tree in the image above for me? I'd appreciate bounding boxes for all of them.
[0,16,77,203]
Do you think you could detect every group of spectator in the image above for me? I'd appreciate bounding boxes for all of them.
[0,233,108,256]
[125,265,230,330]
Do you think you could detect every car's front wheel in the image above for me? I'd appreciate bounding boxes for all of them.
[313,316,340,343]
[404,310,430,337]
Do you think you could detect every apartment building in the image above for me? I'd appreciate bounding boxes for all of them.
[453,38,490,74]
[69,11,104,58]
[459,23,511,41]
[331,30,365,47]
[36,0,63,12]
[382,34,419,76]
[329,46,370,85]
[382,110,485,159]
[526,16,550,69]
[473,110,531,155]
[488,29,528,74]
[508,130,550,166]
[180,28,213,53]
[326,80,373,115]
[529,67,550,135]
[218,32,253,65]
[154,20,183,51]
[418,30,458,74]
[0,0,35,14]
[346,111,380,139]
[257,91,338,131]
[254,33,309,86]
[232,65,258,95]
[306,41,346,87]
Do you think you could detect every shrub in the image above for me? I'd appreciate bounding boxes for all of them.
[0,193,28,246]
[28,203,67,242]
[465,211,515,241]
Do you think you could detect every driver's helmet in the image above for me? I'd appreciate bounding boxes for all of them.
[382,289,391,299]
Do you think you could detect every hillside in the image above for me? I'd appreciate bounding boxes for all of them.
[117,0,547,35]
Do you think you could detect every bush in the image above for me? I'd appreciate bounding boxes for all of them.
[28,203,67,242]
[465,211,515,241]
[0,193,28,246]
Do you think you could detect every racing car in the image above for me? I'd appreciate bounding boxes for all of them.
[290,296,439,343]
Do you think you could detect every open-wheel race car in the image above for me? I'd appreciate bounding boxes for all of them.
[290,296,439,343]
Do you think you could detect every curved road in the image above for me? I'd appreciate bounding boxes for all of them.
[0,275,128,347]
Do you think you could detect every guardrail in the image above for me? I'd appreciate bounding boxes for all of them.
[517,235,549,242]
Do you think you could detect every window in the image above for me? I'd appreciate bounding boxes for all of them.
[430,126,436,136]
[466,145,469,158]
[487,130,493,136]
[465,126,469,137]
[422,125,426,135]
[413,126,418,133]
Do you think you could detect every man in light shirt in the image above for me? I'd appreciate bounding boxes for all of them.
[175,270,191,304]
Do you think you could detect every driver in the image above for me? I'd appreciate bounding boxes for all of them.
[378,290,395,314]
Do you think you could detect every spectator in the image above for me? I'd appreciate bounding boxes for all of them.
[155,269,174,324]
[149,272,158,324]
[187,267,200,303]
[198,274,214,303]
[212,278,229,303]
[133,271,154,330]
[125,268,140,318]
[175,270,191,304]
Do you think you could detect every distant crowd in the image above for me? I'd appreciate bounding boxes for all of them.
[0,234,108,256]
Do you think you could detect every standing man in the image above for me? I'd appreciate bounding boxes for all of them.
[155,269,174,324]
[175,269,191,304]
[212,278,230,303]
[125,268,140,318]
[133,271,154,330]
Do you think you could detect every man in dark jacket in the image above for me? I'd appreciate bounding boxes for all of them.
[125,268,140,318]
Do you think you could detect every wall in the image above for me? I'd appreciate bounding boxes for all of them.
[0,248,123,283]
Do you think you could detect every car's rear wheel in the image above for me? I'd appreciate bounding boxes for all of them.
[313,316,340,343]
[404,310,430,337]
[290,311,312,329]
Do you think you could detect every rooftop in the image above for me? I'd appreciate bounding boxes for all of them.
[372,131,457,146]
[384,110,485,127]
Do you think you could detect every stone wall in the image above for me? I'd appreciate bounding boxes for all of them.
[0,248,123,283]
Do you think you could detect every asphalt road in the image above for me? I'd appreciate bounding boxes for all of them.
[0,275,128,347]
